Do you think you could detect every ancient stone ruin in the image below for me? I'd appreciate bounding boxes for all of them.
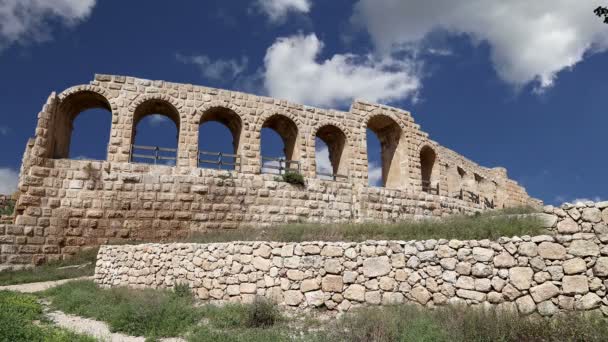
[0,74,539,267]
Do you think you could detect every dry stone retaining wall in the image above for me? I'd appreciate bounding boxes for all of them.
[95,201,608,316]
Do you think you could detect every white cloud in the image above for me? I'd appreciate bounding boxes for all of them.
[148,114,169,126]
[0,0,96,50]
[263,33,421,107]
[0,168,18,194]
[0,126,9,135]
[315,145,333,177]
[353,0,608,90]
[256,0,311,23]
[368,162,382,186]
[176,54,248,82]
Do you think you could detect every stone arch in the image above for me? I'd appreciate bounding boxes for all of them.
[129,97,182,164]
[365,113,405,188]
[261,114,299,160]
[51,87,114,159]
[418,144,439,194]
[197,106,243,154]
[312,123,350,179]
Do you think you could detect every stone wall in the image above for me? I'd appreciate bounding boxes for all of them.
[95,201,608,316]
[0,74,539,267]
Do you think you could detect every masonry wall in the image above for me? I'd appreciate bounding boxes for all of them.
[0,74,539,267]
[95,201,608,316]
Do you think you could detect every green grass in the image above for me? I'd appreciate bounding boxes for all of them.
[183,207,543,244]
[0,200,14,216]
[0,290,95,342]
[0,248,98,286]
[41,280,608,342]
[43,280,319,341]
[329,305,608,342]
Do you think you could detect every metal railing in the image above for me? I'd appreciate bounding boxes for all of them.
[261,156,300,175]
[198,150,240,171]
[130,145,177,165]
[453,189,494,208]
[422,180,440,195]
[317,172,349,182]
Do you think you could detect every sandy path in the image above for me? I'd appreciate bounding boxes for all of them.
[0,276,93,293]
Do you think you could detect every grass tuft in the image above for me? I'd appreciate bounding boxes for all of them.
[246,297,280,328]
[184,207,544,244]
[0,248,98,286]
[0,290,95,342]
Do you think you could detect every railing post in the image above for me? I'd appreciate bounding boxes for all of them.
[154,146,159,165]
[218,152,222,169]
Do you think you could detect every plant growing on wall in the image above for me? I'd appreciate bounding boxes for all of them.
[595,6,608,23]
[282,172,305,186]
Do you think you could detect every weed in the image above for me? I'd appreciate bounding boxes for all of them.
[282,172,305,186]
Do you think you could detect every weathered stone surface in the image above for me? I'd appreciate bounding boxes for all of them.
[300,279,320,292]
[575,293,601,310]
[537,300,558,316]
[343,284,365,302]
[568,240,599,257]
[562,275,589,295]
[321,275,343,292]
[593,257,608,277]
[563,258,586,274]
[472,247,494,262]
[516,295,536,315]
[538,242,566,260]
[494,252,516,268]
[582,208,602,223]
[557,218,580,233]
[284,290,304,306]
[530,282,559,303]
[457,289,486,301]
[510,267,533,290]
[305,290,325,307]
[411,286,432,305]
[362,256,391,278]
[518,242,538,257]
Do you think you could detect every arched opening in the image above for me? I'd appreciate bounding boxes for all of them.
[367,115,403,188]
[420,145,437,194]
[52,91,112,160]
[315,125,348,181]
[260,115,299,174]
[130,100,180,165]
[198,107,242,170]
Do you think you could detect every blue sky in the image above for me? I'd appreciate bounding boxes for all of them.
[0,0,606,205]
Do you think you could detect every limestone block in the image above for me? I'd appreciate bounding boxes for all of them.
[411,286,432,305]
[562,258,586,275]
[593,257,608,277]
[516,295,536,314]
[581,208,602,223]
[562,275,589,295]
[557,218,580,233]
[538,242,566,260]
[529,282,559,303]
[362,256,391,278]
[568,240,599,257]
[509,267,533,290]
[343,284,366,302]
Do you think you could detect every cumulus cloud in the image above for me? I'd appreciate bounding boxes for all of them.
[368,162,382,186]
[263,33,421,107]
[353,0,608,90]
[256,0,311,22]
[315,145,333,178]
[0,168,18,194]
[0,0,96,50]
[176,53,248,82]
[146,114,171,127]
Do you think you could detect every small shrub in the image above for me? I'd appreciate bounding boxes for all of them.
[0,200,15,216]
[282,172,305,186]
[173,282,192,299]
[246,297,280,328]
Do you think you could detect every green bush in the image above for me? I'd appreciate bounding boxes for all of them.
[44,280,202,340]
[0,200,14,216]
[246,297,280,328]
[282,172,305,186]
[0,290,95,342]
